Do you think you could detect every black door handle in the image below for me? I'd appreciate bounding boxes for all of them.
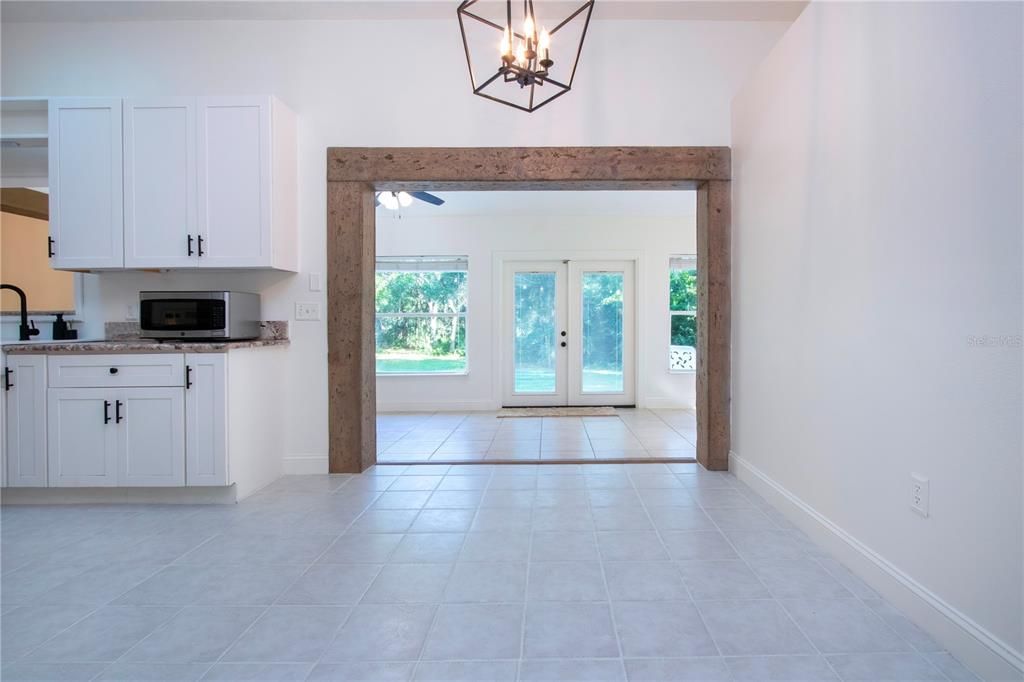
[47,237,55,258]
[115,400,123,423]
[197,235,205,257]
[187,234,194,256]
[3,367,12,391]
[185,365,192,389]
[103,400,111,424]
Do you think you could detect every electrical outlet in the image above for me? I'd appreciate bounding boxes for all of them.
[295,302,321,321]
[911,474,929,517]
[125,304,138,321]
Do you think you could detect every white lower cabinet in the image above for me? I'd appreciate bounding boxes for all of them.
[48,386,185,487]
[118,388,186,486]
[185,353,227,486]
[47,388,119,487]
[4,348,284,496]
[4,355,49,487]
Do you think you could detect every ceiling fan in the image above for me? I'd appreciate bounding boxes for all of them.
[375,191,445,210]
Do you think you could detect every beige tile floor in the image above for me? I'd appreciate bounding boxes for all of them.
[0,463,978,681]
[377,409,698,463]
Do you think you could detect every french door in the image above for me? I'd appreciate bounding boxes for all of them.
[503,260,635,406]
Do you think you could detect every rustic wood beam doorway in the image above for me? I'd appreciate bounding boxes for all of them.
[326,147,731,472]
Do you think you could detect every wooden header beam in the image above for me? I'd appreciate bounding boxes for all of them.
[326,146,731,473]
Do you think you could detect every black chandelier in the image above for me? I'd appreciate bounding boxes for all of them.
[457,0,595,113]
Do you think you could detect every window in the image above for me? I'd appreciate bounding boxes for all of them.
[669,255,697,372]
[375,256,468,374]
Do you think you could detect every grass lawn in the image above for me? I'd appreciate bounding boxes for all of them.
[376,353,467,374]
[376,354,623,392]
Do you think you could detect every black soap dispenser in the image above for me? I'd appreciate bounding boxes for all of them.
[52,313,78,341]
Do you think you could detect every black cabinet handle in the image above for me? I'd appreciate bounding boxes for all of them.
[104,400,111,424]
[197,235,205,257]
[560,341,567,347]
[561,331,567,337]
[109,367,118,375]
[185,365,192,389]
[187,234,194,256]
[3,367,12,391]
[47,237,55,258]
[115,400,123,424]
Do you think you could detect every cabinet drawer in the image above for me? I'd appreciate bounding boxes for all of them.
[48,354,185,388]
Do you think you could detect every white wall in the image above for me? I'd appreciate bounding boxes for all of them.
[375,193,696,411]
[1,16,789,462]
[731,2,1023,679]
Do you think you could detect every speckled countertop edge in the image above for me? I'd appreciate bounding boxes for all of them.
[2,338,290,354]
[3,321,289,354]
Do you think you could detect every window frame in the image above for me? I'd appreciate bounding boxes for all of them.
[669,254,697,374]
[374,256,470,377]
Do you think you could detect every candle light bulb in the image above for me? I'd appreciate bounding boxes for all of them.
[500,27,511,57]
[515,41,526,67]
[523,15,535,39]
[538,28,550,52]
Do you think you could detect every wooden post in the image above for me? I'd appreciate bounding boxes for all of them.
[326,182,377,473]
[696,180,731,470]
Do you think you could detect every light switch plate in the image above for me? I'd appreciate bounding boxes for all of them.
[309,273,322,292]
[295,302,321,321]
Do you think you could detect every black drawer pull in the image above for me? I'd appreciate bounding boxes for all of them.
[109,367,119,375]
[103,400,111,424]
[115,400,124,423]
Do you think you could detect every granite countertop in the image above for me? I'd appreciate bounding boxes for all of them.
[2,338,289,354]
[2,321,289,354]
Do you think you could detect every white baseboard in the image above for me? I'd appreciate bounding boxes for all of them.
[730,451,1023,682]
[641,397,695,409]
[377,400,497,413]
[0,486,237,505]
[283,454,329,475]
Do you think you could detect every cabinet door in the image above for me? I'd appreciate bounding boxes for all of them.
[196,97,272,268]
[4,355,47,487]
[48,98,124,269]
[185,353,228,486]
[117,387,185,487]
[47,388,118,487]
[123,98,197,268]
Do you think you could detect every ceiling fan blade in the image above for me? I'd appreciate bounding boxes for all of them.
[374,193,381,207]
[409,191,445,206]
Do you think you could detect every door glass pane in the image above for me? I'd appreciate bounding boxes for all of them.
[514,272,557,393]
[581,271,624,393]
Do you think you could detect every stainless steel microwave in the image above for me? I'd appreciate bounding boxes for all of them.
[139,291,261,340]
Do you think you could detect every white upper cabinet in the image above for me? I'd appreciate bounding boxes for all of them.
[48,98,124,269]
[46,95,296,271]
[196,96,297,270]
[123,98,197,269]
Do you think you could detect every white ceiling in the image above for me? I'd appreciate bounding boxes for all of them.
[375,190,695,218]
[1,0,806,23]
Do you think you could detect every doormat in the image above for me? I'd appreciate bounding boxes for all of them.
[498,406,618,418]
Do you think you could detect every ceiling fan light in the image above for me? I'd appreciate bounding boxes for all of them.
[397,191,413,207]
[378,192,399,210]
